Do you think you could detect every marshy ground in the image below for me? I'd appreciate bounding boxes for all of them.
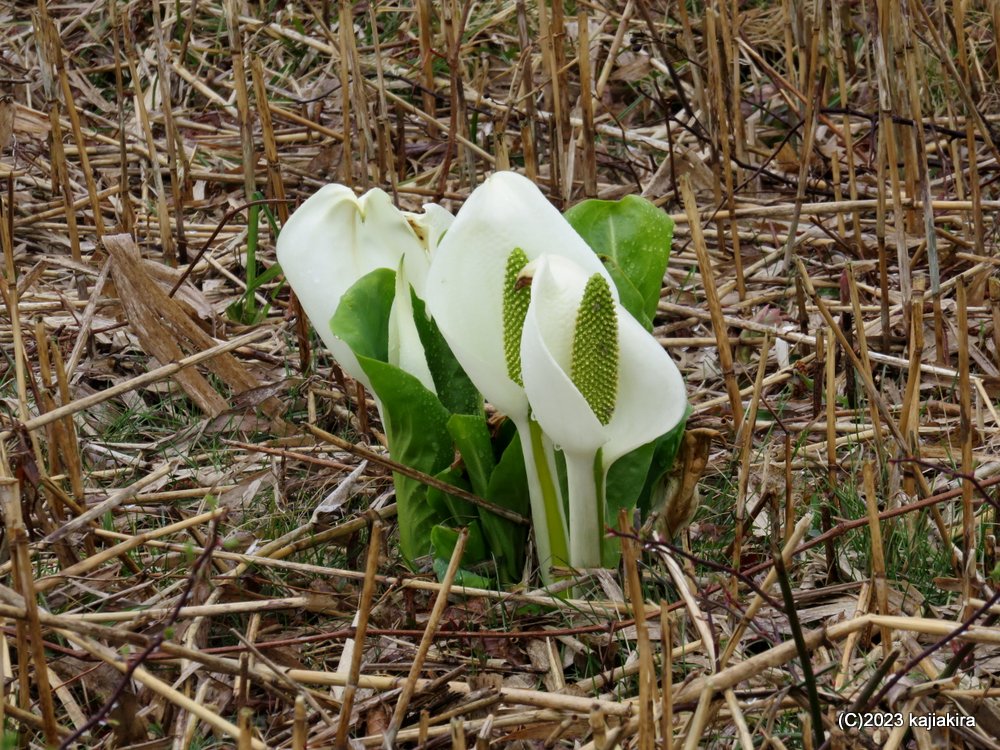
[1,0,1000,747]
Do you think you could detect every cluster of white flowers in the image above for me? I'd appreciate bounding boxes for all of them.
[278,172,687,578]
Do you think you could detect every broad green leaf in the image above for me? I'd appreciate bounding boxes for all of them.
[432,557,496,589]
[447,414,495,498]
[330,268,395,362]
[602,260,653,329]
[412,293,482,416]
[565,196,674,329]
[330,269,452,563]
[601,441,656,567]
[449,414,528,583]
[600,410,689,566]
[431,522,488,564]
[485,432,531,581]
[636,409,690,517]
[427,466,477,523]
[359,358,453,563]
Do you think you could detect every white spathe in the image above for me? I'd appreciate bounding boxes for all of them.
[519,254,688,568]
[425,171,612,422]
[277,184,452,393]
[520,255,688,466]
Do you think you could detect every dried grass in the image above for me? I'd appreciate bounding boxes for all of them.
[2,0,1000,747]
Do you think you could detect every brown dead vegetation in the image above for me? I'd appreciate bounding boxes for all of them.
[2,0,1000,748]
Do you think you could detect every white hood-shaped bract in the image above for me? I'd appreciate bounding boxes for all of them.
[519,254,688,568]
[425,171,612,422]
[520,255,688,466]
[277,184,452,393]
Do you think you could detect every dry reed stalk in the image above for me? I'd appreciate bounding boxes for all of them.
[383,528,468,747]
[418,709,430,745]
[250,57,289,227]
[719,512,814,668]
[45,101,82,267]
[620,510,653,750]
[991,277,1000,373]
[732,334,771,594]
[873,116,893,354]
[152,0,188,264]
[706,7,745,300]
[957,278,976,616]
[863,460,893,654]
[571,639,704,694]
[302,424,527,524]
[34,507,224,593]
[367,4,397,194]
[865,614,1000,645]
[515,0,538,180]
[49,342,85,518]
[681,175,743,430]
[125,56,175,264]
[0,327,271,441]
[451,717,467,749]
[780,60,825,273]
[334,519,382,749]
[670,198,1000,224]
[595,1,632,100]
[901,11,940,290]
[846,268,886,468]
[34,6,104,238]
[536,0,561,197]
[60,629,268,750]
[875,49,912,320]
[368,82,495,165]
[0,189,30,427]
[475,715,495,749]
[238,707,254,750]
[577,10,597,198]
[1,477,60,746]
[293,696,307,750]
[226,0,257,202]
[927,0,992,250]
[589,706,606,748]
[660,601,673,750]
[417,0,437,139]
[899,276,925,500]
[795,258,960,568]
[64,256,111,378]
[824,324,837,490]
[829,4,862,249]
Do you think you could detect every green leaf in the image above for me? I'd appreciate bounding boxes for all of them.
[330,268,395,362]
[600,409,689,566]
[432,557,496,590]
[565,196,674,329]
[602,259,654,329]
[411,292,482,415]
[447,414,495,498]
[448,414,529,583]
[427,466,477,523]
[431,522,488,564]
[601,441,656,567]
[330,269,453,563]
[636,409,690,517]
[362,359,454,563]
[485,432,531,581]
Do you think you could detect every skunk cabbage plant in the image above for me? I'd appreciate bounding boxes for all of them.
[281,172,687,585]
[427,172,687,576]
